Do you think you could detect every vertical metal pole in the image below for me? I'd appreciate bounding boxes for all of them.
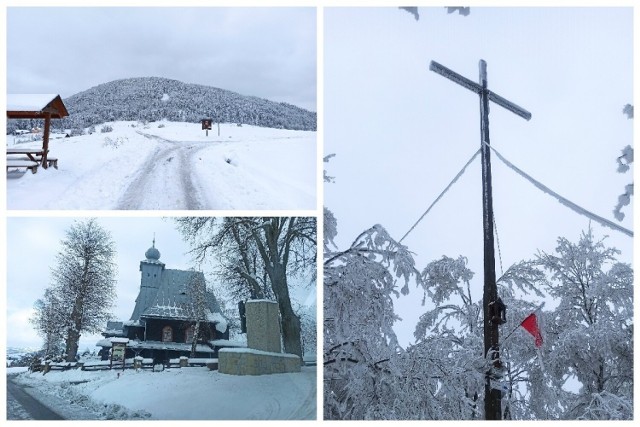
[479,59,501,420]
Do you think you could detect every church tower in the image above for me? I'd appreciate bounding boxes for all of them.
[130,238,165,321]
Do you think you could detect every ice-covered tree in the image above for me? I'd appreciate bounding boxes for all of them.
[296,301,317,358]
[46,219,117,362]
[30,288,66,357]
[613,104,633,221]
[324,223,422,419]
[532,229,633,420]
[323,203,632,420]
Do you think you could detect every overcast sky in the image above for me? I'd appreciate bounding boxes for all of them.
[324,7,634,348]
[6,7,316,111]
[6,217,317,351]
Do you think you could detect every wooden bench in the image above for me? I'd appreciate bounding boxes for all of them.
[7,155,57,169]
[45,157,58,169]
[6,160,39,174]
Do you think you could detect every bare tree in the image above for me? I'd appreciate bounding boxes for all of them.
[175,217,316,360]
[48,219,117,361]
[186,272,211,357]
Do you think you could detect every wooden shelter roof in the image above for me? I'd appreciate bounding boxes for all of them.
[6,94,69,119]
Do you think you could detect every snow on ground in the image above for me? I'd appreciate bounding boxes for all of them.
[6,121,316,210]
[10,365,316,420]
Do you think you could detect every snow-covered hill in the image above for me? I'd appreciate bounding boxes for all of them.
[7,77,316,134]
[8,365,316,420]
[6,121,316,210]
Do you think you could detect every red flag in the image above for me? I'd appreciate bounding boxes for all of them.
[521,313,543,348]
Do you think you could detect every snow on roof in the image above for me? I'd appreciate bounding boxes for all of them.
[122,320,142,327]
[246,299,278,305]
[7,94,59,112]
[96,337,130,346]
[207,311,228,333]
[210,339,247,348]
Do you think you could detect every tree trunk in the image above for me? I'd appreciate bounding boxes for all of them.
[269,264,303,362]
[190,321,201,358]
[65,327,80,362]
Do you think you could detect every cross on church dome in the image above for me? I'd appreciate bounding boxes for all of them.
[145,236,161,260]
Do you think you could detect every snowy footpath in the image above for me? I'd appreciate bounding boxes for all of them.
[8,365,316,420]
[6,121,316,210]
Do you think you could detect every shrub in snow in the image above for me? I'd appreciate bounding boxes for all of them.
[158,123,165,128]
[70,127,85,137]
[88,125,96,134]
[101,124,113,133]
[103,136,127,149]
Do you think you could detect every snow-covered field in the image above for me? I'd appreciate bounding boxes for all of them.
[8,365,316,420]
[6,121,316,210]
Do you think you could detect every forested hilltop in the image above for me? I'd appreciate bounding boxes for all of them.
[8,77,316,133]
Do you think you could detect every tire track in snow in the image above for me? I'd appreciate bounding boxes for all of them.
[116,133,210,210]
[286,367,316,420]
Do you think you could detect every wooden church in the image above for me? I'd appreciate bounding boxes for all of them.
[98,240,229,363]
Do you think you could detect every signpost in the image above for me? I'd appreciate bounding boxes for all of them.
[429,59,531,420]
[110,338,129,371]
[201,118,212,136]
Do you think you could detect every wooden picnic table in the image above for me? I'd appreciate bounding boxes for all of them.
[7,148,46,162]
[7,148,58,170]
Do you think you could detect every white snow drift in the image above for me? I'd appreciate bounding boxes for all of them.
[8,365,316,420]
[6,121,316,210]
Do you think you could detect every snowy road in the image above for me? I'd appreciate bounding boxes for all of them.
[116,133,209,209]
[6,375,63,420]
[6,122,316,210]
[285,366,317,420]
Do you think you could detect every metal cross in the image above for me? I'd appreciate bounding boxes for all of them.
[429,59,531,420]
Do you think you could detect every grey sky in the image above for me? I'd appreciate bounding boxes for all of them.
[7,7,316,111]
[324,7,633,347]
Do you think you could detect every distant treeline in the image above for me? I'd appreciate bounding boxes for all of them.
[7,77,316,134]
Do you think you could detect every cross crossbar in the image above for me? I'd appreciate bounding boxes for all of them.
[429,60,532,121]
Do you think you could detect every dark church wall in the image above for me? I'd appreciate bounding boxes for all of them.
[144,317,227,343]
[145,318,191,343]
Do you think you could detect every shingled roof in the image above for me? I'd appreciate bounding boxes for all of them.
[141,270,213,319]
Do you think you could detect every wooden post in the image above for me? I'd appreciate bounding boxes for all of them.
[42,112,51,169]
[479,60,501,421]
[429,59,531,420]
